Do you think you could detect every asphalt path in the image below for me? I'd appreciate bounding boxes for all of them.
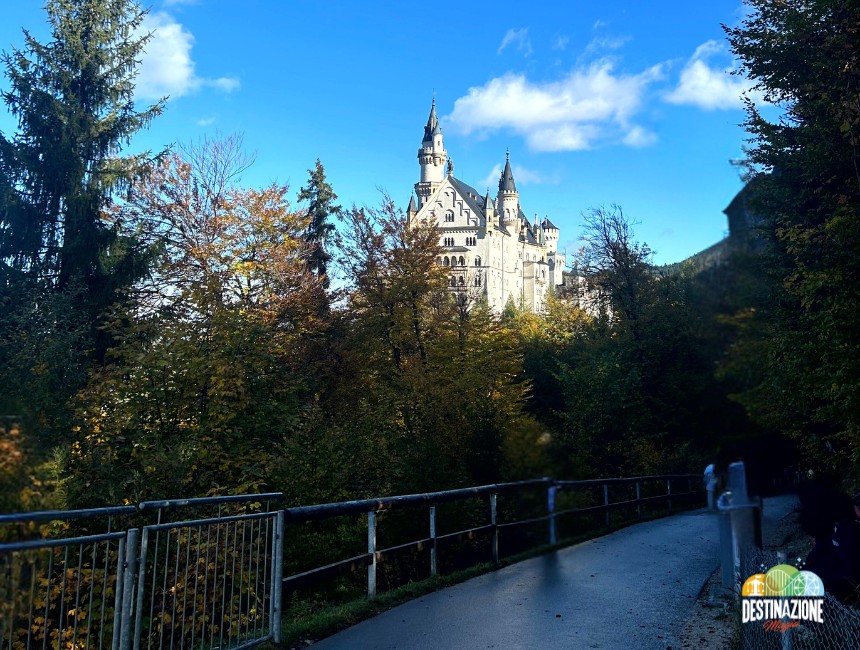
[311,507,723,649]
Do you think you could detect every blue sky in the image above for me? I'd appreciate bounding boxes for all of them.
[0,0,761,265]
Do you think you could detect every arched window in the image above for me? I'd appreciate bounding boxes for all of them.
[449,276,456,287]
[443,256,450,266]
[458,276,465,286]
[474,256,481,266]
[474,275,482,287]
[445,210,455,222]
[459,256,465,266]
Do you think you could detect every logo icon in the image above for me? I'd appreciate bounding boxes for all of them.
[743,564,825,597]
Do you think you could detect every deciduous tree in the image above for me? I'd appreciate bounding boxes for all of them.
[69,137,319,504]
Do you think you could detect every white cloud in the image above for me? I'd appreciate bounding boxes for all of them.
[135,12,240,101]
[552,35,569,52]
[196,117,216,126]
[497,28,532,57]
[208,77,241,92]
[447,62,663,151]
[622,125,657,148]
[479,163,557,189]
[480,164,503,190]
[582,34,630,59]
[665,40,757,110]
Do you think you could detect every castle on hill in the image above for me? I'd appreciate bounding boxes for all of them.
[405,100,566,314]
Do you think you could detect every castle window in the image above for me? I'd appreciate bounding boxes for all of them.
[458,256,465,266]
[465,236,476,246]
[458,276,465,286]
[443,237,454,247]
[475,275,482,287]
[445,210,455,222]
[443,256,450,266]
[474,256,481,266]
[449,276,456,287]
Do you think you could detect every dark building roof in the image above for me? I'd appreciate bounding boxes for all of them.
[483,190,494,214]
[422,99,442,143]
[514,208,539,244]
[448,176,485,216]
[407,194,417,214]
[498,151,517,193]
[541,217,558,230]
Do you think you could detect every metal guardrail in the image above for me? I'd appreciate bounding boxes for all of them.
[0,478,702,649]
[282,475,700,598]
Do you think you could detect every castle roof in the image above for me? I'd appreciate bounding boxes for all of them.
[499,150,517,193]
[406,193,417,214]
[541,217,558,230]
[483,189,494,214]
[448,176,485,216]
[448,176,509,233]
[519,208,539,244]
[422,99,442,143]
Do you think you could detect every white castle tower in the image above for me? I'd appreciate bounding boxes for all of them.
[415,99,447,209]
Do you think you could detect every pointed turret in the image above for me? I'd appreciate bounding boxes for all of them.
[483,189,496,226]
[422,99,442,143]
[497,149,519,233]
[416,98,448,207]
[483,189,494,213]
[406,193,417,220]
[498,150,517,193]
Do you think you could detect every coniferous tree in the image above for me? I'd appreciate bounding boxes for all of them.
[0,0,163,491]
[297,159,340,287]
[0,0,163,314]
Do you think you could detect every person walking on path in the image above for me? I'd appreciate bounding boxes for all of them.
[704,463,717,511]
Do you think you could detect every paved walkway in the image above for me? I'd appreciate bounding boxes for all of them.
[311,498,796,649]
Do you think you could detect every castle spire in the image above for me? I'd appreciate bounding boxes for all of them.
[499,149,517,193]
[423,98,441,143]
[497,149,520,233]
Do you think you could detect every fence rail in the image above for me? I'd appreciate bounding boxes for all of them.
[1,476,702,649]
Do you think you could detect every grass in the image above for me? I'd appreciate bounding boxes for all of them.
[264,500,704,648]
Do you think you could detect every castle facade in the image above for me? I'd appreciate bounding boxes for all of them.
[406,101,566,313]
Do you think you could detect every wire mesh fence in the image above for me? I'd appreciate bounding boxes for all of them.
[0,532,128,650]
[0,500,283,650]
[133,511,280,650]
